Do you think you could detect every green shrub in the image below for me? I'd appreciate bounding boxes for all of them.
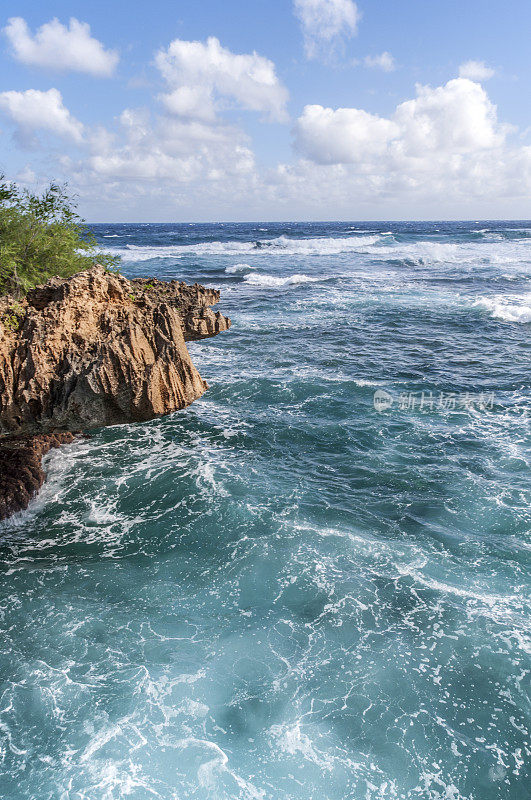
[0,176,119,298]
[1,300,24,332]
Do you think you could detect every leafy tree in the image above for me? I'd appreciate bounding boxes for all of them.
[0,176,119,297]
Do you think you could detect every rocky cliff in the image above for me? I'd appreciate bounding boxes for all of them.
[0,266,231,519]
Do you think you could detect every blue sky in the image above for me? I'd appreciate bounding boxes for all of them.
[0,0,530,221]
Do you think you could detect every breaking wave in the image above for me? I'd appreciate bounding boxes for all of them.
[101,229,531,269]
[225,263,255,274]
[243,272,321,287]
[103,234,382,262]
[473,293,531,323]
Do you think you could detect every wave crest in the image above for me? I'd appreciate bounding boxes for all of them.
[243,273,320,288]
[473,295,531,323]
[103,234,382,262]
[225,263,254,274]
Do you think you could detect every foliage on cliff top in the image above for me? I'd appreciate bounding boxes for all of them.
[0,176,119,298]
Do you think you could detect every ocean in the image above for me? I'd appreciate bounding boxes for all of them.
[0,221,529,799]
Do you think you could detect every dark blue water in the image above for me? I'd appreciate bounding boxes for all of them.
[0,221,529,799]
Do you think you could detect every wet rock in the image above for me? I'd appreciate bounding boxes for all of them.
[0,432,76,520]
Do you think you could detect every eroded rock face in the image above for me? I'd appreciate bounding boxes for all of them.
[0,266,231,438]
[129,277,231,341]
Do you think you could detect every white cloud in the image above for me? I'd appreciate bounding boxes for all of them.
[6,72,529,221]
[364,52,396,72]
[87,36,288,190]
[266,143,531,219]
[3,17,118,77]
[20,36,286,197]
[0,88,84,142]
[279,76,531,218]
[458,60,495,81]
[394,78,505,154]
[160,86,217,123]
[80,76,529,218]
[293,0,360,60]
[85,107,256,184]
[295,78,506,165]
[295,105,398,164]
[15,165,36,184]
[155,36,288,123]
[83,36,281,185]
[0,34,285,203]
[64,106,260,222]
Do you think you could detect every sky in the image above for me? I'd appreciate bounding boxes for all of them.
[0,0,530,222]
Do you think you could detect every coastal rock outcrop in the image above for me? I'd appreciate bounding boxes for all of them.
[129,277,231,341]
[0,266,231,437]
[0,266,231,518]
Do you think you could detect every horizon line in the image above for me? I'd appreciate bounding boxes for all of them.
[85,217,531,225]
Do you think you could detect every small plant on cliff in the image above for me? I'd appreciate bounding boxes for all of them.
[0,176,119,298]
[1,300,24,332]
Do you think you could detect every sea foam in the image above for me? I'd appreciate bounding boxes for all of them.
[243,273,321,287]
[225,263,254,273]
[103,234,382,262]
[473,294,531,323]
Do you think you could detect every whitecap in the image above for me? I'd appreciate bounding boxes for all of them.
[361,238,531,268]
[263,234,380,253]
[225,263,255,274]
[243,273,321,288]
[101,234,383,262]
[354,378,382,387]
[473,294,531,323]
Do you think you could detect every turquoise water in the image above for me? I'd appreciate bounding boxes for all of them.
[0,222,529,799]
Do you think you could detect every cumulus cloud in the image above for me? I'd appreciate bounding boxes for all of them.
[84,36,286,188]
[394,78,505,154]
[83,105,256,185]
[282,76,531,217]
[266,143,531,219]
[19,36,287,198]
[15,165,36,184]
[364,52,396,72]
[61,105,259,222]
[4,69,528,220]
[293,0,360,60]
[3,17,118,77]
[295,78,506,165]
[81,75,529,217]
[160,86,217,123]
[0,88,84,142]
[155,37,288,122]
[295,105,398,164]
[458,60,495,81]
